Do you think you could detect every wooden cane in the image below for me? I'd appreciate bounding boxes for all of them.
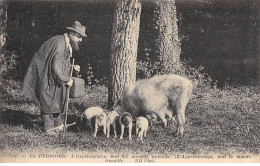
[61,58,75,140]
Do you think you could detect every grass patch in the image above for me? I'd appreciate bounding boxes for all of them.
[0,79,259,162]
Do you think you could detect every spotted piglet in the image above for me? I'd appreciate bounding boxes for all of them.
[119,112,133,140]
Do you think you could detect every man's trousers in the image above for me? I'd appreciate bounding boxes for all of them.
[41,113,63,132]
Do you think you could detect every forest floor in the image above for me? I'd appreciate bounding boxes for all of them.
[0,78,259,163]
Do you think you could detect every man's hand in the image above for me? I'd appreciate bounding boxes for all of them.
[73,65,80,72]
[66,79,74,87]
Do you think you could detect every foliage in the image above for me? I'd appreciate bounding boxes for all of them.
[0,50,18,79]
[86,63,94,87]
[0,79,22,102]
[137,57,215,87]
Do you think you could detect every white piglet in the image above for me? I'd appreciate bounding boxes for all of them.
[106,111,119,138]
[93,112,107,138]
[119,112,133,140]
[136,116,149,142]
[81,107,104,132]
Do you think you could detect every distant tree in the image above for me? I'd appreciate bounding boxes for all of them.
[108,0,142,108]
[155,0,182,74]
[0,0,7,77]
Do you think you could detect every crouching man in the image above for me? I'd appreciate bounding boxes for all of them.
[22,21,87,136]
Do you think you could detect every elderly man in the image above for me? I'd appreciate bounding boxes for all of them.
[22,21,87,136]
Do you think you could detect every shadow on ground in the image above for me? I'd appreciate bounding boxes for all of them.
[0,107,87,133]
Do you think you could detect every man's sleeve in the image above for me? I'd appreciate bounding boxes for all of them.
[52,43,70,86]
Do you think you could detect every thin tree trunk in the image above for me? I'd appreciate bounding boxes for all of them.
[108,0,141,108]
[156,0,181,73]
[0,0,7,54]
[0,0,7,78]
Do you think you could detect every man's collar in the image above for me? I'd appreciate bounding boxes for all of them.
[64,33,72,57]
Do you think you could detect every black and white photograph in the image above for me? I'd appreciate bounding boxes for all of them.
[0,0,259,163]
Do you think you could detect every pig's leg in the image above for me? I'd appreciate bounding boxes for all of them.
[86,119,93,133]
[120,124,125,140]
[140,129,144,142]
[158,111,167,127]
[175,91,189,137]
[113,122,117,138]
[128,122,132,140]
[144,129,147,137]
[136,126,139,140]
[106,122,110,138]
[103,123,106,136]
[93,120,98,138]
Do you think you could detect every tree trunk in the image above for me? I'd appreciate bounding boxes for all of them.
[108,0,141,108]
[0,0,7,78]
[0,0,7,54]
[254,0,260,87]
[156,0,181,74]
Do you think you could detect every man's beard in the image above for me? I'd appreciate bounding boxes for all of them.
[70,39,80,53]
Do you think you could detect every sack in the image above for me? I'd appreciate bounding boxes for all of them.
[70,77,86,98]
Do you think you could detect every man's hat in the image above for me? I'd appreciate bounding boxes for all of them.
[66,21,87,37]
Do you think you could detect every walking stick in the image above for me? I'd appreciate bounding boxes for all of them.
[60,58,75,140]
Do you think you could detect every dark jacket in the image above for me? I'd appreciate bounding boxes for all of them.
[22,35,71,113]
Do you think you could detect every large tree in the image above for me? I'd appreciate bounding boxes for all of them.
[254,0,260,86]
[156,0,181,74]
[108,0,141,108]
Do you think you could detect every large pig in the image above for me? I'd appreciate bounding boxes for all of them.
[119,74,196,137]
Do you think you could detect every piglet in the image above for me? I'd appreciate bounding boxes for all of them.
[119,112,133,140]
[106,111,119,139]
[93,112,107,138]
[136,116,149,142]
[81,107,104,132]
